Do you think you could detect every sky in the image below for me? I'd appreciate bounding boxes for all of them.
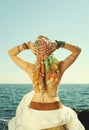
[0,0,89,84]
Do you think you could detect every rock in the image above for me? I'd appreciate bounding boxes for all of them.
[0,119,8,130]
[78,109,89,130]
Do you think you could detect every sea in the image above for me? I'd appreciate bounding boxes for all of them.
[0,84,89,120]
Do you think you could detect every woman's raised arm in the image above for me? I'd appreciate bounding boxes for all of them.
[8,42,33,72]
[57,42,81,74]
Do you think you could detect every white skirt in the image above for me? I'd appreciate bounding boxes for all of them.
[8,91,85,130]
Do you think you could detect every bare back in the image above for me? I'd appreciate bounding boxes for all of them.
[27,61,62,103]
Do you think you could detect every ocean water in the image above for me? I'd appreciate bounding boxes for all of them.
[0,84,89,120]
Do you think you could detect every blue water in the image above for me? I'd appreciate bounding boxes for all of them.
[0,84,89,120]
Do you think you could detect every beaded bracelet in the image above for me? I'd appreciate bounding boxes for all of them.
[23,43,29,50]
[55,40,65,49]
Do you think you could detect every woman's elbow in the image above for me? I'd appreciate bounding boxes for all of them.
[8,50,13,57]
[8,50,11,55]
[73,46,81,57]
[75,46,82,56]
[78,46,82,54]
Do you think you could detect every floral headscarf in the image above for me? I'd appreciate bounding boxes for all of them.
[32,36,59,95]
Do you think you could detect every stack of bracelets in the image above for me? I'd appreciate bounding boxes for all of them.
[23,43,29,49]
[55,40,65,48]
[17,43,29,52]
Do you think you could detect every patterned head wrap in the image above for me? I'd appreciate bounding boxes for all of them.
[34,35,51,60]
[33,36,59,94]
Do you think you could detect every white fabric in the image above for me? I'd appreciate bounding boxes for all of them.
[8,91,85,130]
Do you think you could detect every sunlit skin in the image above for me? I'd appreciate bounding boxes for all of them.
[8,39,81,103]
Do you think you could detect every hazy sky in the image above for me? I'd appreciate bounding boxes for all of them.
[0,0,89,84]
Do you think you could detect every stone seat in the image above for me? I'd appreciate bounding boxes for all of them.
[42,125,67,130]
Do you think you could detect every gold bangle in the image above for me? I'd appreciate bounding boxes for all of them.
[17,46,20,52]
